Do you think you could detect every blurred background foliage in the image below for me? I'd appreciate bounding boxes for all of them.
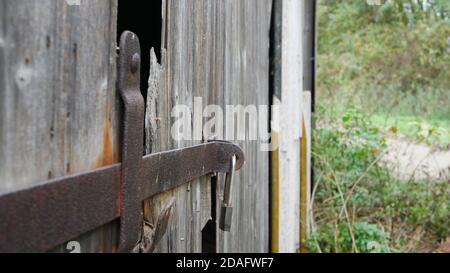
[318,0,449,93]
[311,0,450,253]
[317,0,450,145]
[318,0,450,89]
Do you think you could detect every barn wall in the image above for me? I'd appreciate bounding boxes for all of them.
[0,0,120,252]
[0,0,272,253]
[145,0,272,253]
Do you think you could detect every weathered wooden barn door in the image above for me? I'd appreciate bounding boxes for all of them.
[0,0,120,252]
[0,0,271,253]
[144,0,271,253]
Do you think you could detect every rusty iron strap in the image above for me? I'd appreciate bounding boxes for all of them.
[0,31,244,253]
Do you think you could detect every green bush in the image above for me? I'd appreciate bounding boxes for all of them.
[309,221,392,253]
[380,179,450,240]
[311,107,450,252]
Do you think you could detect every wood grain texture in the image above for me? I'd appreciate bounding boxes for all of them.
[145,0,272,253]
[0,0,119,253]
[218,0,271,253]
[278,0,304,252]
[0,0,271,253]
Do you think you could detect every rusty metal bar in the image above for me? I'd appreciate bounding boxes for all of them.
[117,31,146,253]
[0,141,243,253]
[0,165,121,253]
[140,141,244,199]
[0,31,245,253]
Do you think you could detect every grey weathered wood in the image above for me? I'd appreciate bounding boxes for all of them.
[218,0,272,253]
[1,0,271,253]
[144,0,271,253]
[0,0,119,253]
[144,0,213,253]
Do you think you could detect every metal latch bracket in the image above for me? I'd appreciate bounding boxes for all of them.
[0,31,244,253]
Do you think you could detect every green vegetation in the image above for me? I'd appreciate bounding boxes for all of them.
[312,0,450,253]
[370,113,450,146]
[310,108,449,252]
[317,0,450,132]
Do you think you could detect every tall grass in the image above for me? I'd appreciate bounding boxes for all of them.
[310,107,450,253]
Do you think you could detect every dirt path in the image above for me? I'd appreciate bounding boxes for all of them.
[383,138,450,181]
[383,138,450,253]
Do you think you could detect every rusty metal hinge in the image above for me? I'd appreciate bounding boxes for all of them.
[0,31,244,253]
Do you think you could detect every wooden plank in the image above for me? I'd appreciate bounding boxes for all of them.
[277,0,304,253]
[144,0,271,253]
[216,0,272,253]
[144,0,213,253]
[301,0,315,252]
[0,0,119,253]
[270,132,280,253]
[300,92,312,253]
[270,0,282,253]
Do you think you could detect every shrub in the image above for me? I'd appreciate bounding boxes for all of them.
[311,107,450,252]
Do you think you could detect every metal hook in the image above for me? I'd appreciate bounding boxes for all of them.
[223,155,236,207]
[220,155,236,232]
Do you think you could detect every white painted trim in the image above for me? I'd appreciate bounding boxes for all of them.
[278,0,304,253]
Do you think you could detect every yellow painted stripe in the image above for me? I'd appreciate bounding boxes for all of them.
[271,131,280,253]
[300,116,309,253]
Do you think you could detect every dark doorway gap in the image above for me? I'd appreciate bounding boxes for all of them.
[202,175,218,253]
[268,0,282,253]
[117,0,162,101]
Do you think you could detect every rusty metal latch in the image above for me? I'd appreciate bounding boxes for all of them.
[0,31,245,253]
